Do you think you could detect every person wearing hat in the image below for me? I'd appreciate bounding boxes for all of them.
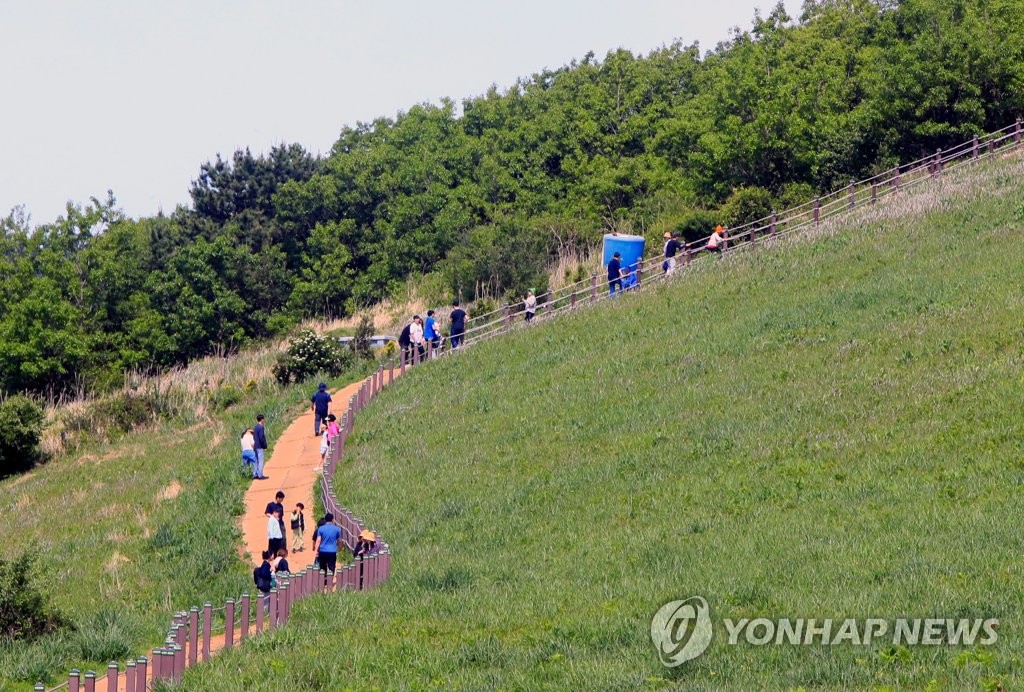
[607,251,623,297]
[663,231,682,275]
[707,225,726,254]
[353,529,378,559]
[310,382,332,437]
[524,289,537,322]
[313,512,342,576]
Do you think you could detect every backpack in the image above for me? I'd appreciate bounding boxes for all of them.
[253,566,271,593]
[398,324,412,348]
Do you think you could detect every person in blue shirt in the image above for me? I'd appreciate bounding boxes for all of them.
[608,252,623,297]
[310,383,332,437]
[253,414,269,480]
[621,265,638,291]
[423,310,440,356]
[313,512,342,575]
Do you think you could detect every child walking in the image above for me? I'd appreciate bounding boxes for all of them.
[291,503,305,552]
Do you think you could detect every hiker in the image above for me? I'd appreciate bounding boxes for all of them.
[312,515,327,563]
[353,529,378,559]
[524,289,537,322]
[707,225,725,254]
[410,315,426,360]
[317,424,330,470]
[240,428,256,474]
[449,301,467,349]
[273,548,290,574]
[663,231,682,274]
[310,383,332,437]
[424,310,440,356]
[290,503,305,552]
[398,319,413,363]
[253,414,269,480]
[326,413,340,437]
[267,508,284,555]
[265,491,286,550]
[608,252,623,297]
[621,265,638,291]
[313,512,342,575]
[253,551,273,603]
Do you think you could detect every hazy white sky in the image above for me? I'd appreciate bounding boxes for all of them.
[0,1,800,225]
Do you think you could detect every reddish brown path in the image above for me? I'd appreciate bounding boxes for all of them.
[239,378,367,564]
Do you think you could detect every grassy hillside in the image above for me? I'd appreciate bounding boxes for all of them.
[190,154,1021,689]
[0,358,372,690]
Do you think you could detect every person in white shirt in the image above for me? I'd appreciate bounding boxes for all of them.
[524,289,537,322]
[707,225,726,254]
[268,509,284,554]
[240,428,256,472]
[410,315,426,360]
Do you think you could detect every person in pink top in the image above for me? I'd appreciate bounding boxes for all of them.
[326,413,340,437]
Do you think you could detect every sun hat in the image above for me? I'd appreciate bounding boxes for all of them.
[360,529,376,541]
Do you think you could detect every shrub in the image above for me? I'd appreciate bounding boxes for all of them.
[720,186,774,227]
[273,330,354,385]
[210,384,243,411]
[95,392,156,434]
[0,395,45,477]
[0,552,71,641]
[352,315,374,360]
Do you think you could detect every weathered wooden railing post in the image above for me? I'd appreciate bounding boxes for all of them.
[571,290,578,308]
[770,210,777,236]
[106,662,118,692]
[871,182,877,204]
[201,602,212,661]
[813,198,820,225]
[124,659,136,692]
[388,357,394,384]
[225,598,235,649]
[135,658,147,689]
[240,593,250,641]
[84,670,96,692]
[636,257,643,286]
[400,349,407,375]
[590,273,597,301]
[174,644,184,680]
[504,304,512,332]
[68,670,80,692]
[255,593,265,632]
[268,589,279,629]
[988,139,995,157]
[1016,118,1022,146]
[933,148,942,177]
[972,135,979,159]
[412,345,419,366]
[893,167,901,192]
[188,606,199,665]
[848,182,855,209]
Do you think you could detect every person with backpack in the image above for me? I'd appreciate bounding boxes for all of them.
[290,503,305,552]
[253,551,273,604]
[398,319,413,364]
[310,382,332,437]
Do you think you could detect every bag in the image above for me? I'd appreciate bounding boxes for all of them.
[253,567,271,593]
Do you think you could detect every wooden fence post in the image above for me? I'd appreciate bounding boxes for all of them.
[973,135,979,159]
[412,345,419,366]
[124,660,136,692]
[933,148,942,177]
[871,182,877,204]
[400,349,407,375]
[34,684,45,692]
[201,602,212,661]
[225,598,235,649]
[255,593,265,632]
[571,290,577,309]
[84,671,96,692]
[135,658,147,689]
[240,594,250,642]
[106,662,118,692]
[68,670,80,692]
[988,139,995,157]
[1016,118,1022,146]
[173,644,184,681]
[388,357,394,384]
[813,199,820,225]
[268,589,278,629]
[770,211,777,236]
[504,304,512,332]
[848,182,855,209]
[636,256,643,286]
[893,167,901,192]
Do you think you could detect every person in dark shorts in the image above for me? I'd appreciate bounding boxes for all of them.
[314,512,342,574]
[449,301,467,349]
[608,252,623,297]
[310,383,332,436]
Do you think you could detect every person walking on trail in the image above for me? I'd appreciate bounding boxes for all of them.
[314,512,342,575]
[265,491,286,550]
[310,383,332,437]
[254,551,273,604]
[608,252,623,297]
[424,310,441,356]
[449,301,467,349]
[317,425,330,470]
[663,231,682,274]
[291,503,305,552]
[272,548,290,574]
[524,289,537,322]
[707,225,726,254]
[240,428,256,474]
[253,414,269,480]
[326,413,340,437]
[267,508,284,555]
[410,315,426,360]
[312,515,327,560]
[398,318,413,363]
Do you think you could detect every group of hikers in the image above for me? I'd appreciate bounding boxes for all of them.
[254,488,380,597]
[396,300,469,360]
[609,225,727,297]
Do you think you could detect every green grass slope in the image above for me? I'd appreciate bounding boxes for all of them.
[184,155,1024,689]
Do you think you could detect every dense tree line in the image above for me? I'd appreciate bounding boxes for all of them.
[2,0,1021,396]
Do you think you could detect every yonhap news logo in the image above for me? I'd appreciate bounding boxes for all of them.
[650,596,998,667]
[650,597,714,667]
